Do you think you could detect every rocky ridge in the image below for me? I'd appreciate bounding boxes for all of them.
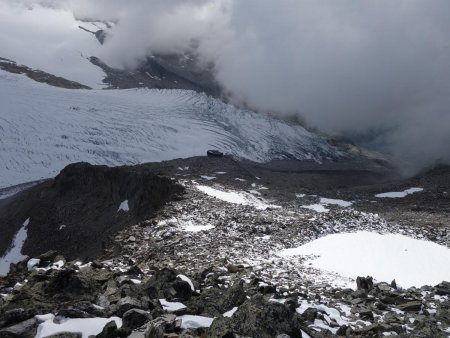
[0,58,91,90]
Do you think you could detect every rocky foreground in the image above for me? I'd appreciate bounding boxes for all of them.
[1,158,449,337]
[0,250,449,338]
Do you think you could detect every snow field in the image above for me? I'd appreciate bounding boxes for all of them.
[279,231,450,288]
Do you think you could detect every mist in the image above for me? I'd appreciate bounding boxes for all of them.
[2,0,450,173]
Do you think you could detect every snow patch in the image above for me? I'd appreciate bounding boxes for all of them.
[200,175,216,181]
[177,274,195,291]
[27,258,41,271]
[301,197,352,213]
[279,231,450,288]
[0,218,29,276]
[301,204,329,213]
[35,314,122,338]
[223,307,238,317]
[196,185,280,210]
[375,187,424,198]
[177,315,215,329]
[159,299,187,312]
[183,221,215,233]
[118,200,129,212]
[319,197,353,207]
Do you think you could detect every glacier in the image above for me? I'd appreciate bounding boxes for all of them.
[0,70,341,188]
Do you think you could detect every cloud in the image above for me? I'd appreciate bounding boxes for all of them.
[69,0,232,68]
[1,0,450,172]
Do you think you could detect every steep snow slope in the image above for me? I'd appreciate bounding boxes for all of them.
[0,70,341,188]
[0,1,105,88]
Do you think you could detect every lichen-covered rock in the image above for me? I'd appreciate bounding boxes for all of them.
[0,318,37,338]
[207,295,303,338]
[139,268,192,301]
[122,309,151,330]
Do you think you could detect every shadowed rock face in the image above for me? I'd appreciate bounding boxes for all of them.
[0,162,184,260]
[89,53,222,97]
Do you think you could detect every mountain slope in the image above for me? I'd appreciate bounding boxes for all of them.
[0,70,345,188]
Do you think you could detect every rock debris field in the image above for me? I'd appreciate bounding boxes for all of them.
[1,160,450,337]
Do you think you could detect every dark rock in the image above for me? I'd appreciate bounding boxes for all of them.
[126,266,143,276]
[144,326,163,338]
[358,308,374,320]
[123,309,151,330]
[207,295,303,338]
[144,315,177,337]
[300,308,318,323]
[184,282,247,317]
[258,284,277,295]
[116,297,145,317]
[207,150,224,157]
[117,276,132,287]
[0,318,37,338]
[37,250,59,263]
[1,308,32,328]
[435,281,450,296]
[391,279,397,289]
[57,307,92,319]
[140,268,193,302]
[44,334,82,338]
[95,320,118,338]
[0,60,91,90]
[336,325,350,336]
[226,264,243,274]
[0,162,184,260]
[171,279,192,301]
[285,294,299,312]
[356,276,374,291]
[397,301,422,312]
[404,319,448,337]
[90,261,104,269]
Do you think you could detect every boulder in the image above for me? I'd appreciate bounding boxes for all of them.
[0,318,37,338]
[435,281,450,296]
[356,276,374,291]
[300,308,318,323]
[123,309,151,330]
[95,320,119,338]
[184,282,247,317]
[139,268,192,301]
[115,297,145,317]
[207,295,303,338]
[397,301,422,312]
[144,315,177,337]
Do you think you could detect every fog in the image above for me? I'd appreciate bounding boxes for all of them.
[2,0,450,172]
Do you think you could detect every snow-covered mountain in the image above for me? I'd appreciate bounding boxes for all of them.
[0,69,344,188]
[0,2,389,190]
